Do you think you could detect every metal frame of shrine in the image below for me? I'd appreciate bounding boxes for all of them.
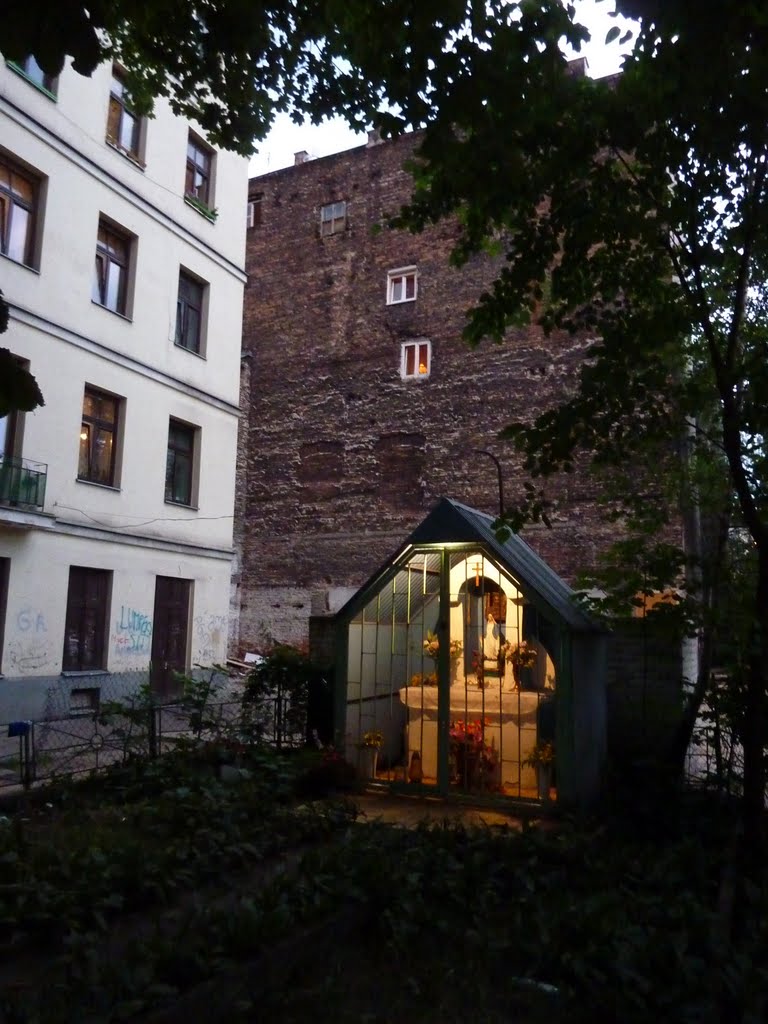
[334,499,608,807]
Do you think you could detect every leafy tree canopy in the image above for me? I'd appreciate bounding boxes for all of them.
[390,0,768,845]
[1,0,565,156]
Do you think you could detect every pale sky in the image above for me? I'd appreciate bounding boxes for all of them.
[248,1,636,178]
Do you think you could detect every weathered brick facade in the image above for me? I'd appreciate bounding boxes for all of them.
[235,132,672,653]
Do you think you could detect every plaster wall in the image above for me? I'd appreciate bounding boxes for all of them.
[0,56,247,711]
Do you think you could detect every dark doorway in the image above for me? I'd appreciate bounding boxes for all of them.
[150,576,191,698]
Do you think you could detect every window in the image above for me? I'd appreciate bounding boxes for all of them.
[401,340,431,379]
[106,67,142,159]
[387,266,418,305]
[0,155,37,267]
[62,566,111,672]
[0,558,9,673]
[247,194,262,228]
[0,409,17,460]
[78,386,120,486]
[185,134,213,207]
[70,687,101,713]
[165,419,197,505]
[320,201,347,236]
[8,56,56,95]
[1,355,25,457]
[92,219,131,315]
[175,271,205,354]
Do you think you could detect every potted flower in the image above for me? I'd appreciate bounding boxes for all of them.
[358,729,383,780]
[523,740,555,801]
[423,631,440,659]
[471,648,485,688]
[449,718,496,788]
[422,633,463,684]
[410,672,438,687]
[501,639,538,686]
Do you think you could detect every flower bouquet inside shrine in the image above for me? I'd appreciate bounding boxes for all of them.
[449,718,497,790]
[500,639,538,686]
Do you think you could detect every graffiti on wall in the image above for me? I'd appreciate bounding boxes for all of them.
[4,607,53,675]
[112,606,153,658]
[194,613,227,665]
[16,608,47,633]
[7,639,53,674]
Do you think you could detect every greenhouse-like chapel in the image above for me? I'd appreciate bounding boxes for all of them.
[334,499,608,806]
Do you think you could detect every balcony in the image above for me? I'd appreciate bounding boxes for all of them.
[0,455,47,511]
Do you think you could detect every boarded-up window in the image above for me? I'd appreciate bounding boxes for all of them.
[375,433,425,509]
[62,567,111,671]
[299,441,344,499]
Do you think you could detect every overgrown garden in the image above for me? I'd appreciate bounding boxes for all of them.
[0,651,765,1023]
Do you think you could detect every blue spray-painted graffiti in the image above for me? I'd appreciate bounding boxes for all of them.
[112,606,153,657]
[16,608,47,633]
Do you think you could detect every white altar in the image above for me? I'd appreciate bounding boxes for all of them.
[399,682,543,790]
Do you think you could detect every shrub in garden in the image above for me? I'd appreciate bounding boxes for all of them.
[293,748,357,799]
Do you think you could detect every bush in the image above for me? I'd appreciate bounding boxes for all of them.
[293,748,357,799]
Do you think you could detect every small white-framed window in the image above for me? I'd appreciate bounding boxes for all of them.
[401,339,431,380]
[387,266,418,305]
[320,200,346,236]
[247,193,262,229]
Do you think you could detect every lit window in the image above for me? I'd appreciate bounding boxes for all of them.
[175,270,206,354]
[78,386,120,487]
[185,134,214,208]
[8,57,56,95]
[165,419,197,506]
[401,340,431,380]
[320,201,347,236]
[92,219,131,315]
[0,155,38,267]
[387,266,418,305]
[106,67,142,159]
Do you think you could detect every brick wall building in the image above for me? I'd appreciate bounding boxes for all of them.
[234,130,660,654]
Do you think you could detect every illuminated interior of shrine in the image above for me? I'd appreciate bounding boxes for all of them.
[344,548,559,800]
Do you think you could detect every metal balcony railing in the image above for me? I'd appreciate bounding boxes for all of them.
[0,455,47,510]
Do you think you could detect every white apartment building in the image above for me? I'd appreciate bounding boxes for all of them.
[0,56,248,719]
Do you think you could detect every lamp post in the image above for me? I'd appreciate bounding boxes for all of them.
[472,449,504,518]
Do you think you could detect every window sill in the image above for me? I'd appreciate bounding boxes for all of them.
[401,373,431,382]
[76,477,121,492]
[1,250,40,274]
[387,297,417,306]
[6,62,57,100]
[61,670,109,678]
[184,195,218,222]
[105,138,146,170]
[91,299,133,323]
[174,341,206,360]
[164,499,199,511]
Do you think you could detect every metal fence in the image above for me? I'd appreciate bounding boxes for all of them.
[0,694,307,793]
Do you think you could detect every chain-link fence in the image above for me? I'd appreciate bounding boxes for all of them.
[0,691,308,793]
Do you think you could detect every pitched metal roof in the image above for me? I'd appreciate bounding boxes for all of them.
[336,498,602,633]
